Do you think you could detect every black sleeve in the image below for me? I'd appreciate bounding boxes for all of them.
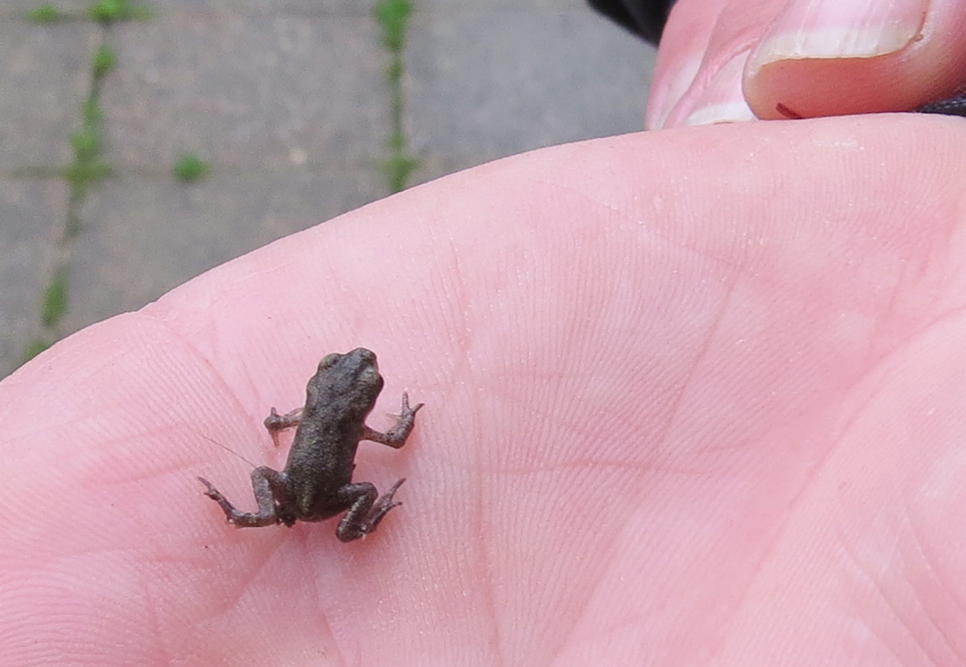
[588,0,676,45]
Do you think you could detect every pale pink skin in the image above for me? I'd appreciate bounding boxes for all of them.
[648,0,966,127]
[3,116,966,665]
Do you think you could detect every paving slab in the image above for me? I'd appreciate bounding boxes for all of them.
[0,21,100,169]
[102,14,389,170]
[0,177,67,377]
[149,0,369,14]
[2,1,658,378]
[61,167,383,334]
[405,7,655,182]
[420,0,587,10]
[0,0,93,15]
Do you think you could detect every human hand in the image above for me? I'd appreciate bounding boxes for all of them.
[647,0,966,128]
[3,115,966,664]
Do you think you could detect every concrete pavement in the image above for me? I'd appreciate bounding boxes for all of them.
[0,0,655,376]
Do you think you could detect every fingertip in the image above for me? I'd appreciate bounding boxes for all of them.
[744,0,966,119]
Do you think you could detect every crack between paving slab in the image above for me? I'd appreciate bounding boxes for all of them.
[376,0,418,193]
[19,2,148,370]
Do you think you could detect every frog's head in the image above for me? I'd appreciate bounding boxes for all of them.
[309,348,384,415]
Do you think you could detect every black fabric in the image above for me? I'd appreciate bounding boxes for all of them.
[588,0,675,45]
[916,94,966,117]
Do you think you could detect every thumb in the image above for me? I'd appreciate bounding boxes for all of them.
[746,0,966,120]
[648,0,966,127]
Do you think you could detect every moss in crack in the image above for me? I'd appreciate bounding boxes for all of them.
[173,153,210,182]
[382,129,417,192]
[41,269,69,329]
[375,0,410,51]
[62,39,116,210]
[381,154,418,194]
[63,160,112,213]
[29,35,117,368]
[18,7,146,374]
[93,44,117,78]
[27,4,64,22]
[64,84,112,210]
[375,0,418,193]
[70,126,101,163]
[21,338,52,363]
[88,0,151,23]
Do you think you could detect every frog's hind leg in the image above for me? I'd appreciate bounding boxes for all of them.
[335,478,406,542]
[199,466,284,527]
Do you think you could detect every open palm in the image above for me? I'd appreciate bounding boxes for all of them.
[3,116,965,665]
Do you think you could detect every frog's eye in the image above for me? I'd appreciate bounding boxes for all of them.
[362,366,384,389]
[319,353,342,370]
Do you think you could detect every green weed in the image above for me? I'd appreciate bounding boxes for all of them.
[375,0,411,52]
[88,0,149,23]
[41,269,69,328]
[93,44,117,77]
[27,4,63,22]
[173,153,210,182]
[22,338,52,363]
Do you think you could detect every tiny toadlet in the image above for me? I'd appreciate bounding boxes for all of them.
[199,348,423,542]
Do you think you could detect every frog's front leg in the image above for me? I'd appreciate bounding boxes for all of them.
[263,407,304,447]
[335,478,406,542]
[198,466,287,527]
[361,392,424,449]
